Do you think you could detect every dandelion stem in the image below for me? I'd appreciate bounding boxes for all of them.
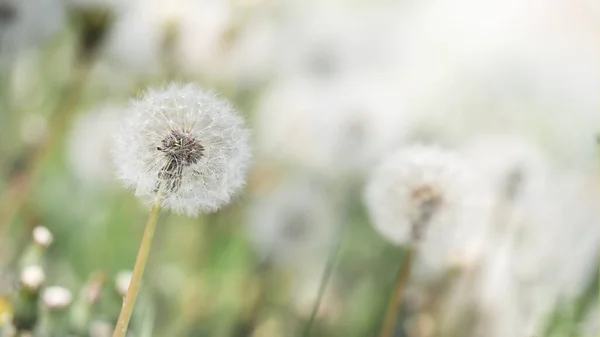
[301,225,344,337]
[112,202,161,337]
[379,247,415,337]
[0,59,91,231]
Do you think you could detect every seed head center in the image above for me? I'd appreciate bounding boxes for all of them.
[157,131,204,166]
[409,184,443,241]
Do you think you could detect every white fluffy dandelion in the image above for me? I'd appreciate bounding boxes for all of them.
[111,83,250,337]
[113,82,251,215]
[364,145,493,270]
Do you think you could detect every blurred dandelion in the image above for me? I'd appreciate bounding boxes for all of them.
[111,82,250,337]
[255,76,407,176]
[364,144,493,337]
[67,105,123,188]
[246,173,338,265]
[247,172,342,335]
[365,145,492,269]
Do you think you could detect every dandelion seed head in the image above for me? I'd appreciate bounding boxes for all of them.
[42,286,72,310]
[364,145,493,270]
[0,0,64,64]
[113,82,251,215]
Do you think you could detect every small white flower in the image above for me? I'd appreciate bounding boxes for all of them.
[364,145,493,270]
[113,83,251,215]
[42,286,73,310]
[67,105,123,188]
[20,265,46,290]
[32,226,53,248]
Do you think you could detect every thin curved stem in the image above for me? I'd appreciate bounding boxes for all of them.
[596,136,600,326]
[301,225,345,337]
[112,202,162,337]
[379,247,415,337]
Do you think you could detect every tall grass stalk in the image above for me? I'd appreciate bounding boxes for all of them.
[301,224,345,337]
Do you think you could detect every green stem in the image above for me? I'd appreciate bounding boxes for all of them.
[112,202,161,337]
[301,225,345,337]
[596,134,600,328]
[379,247,415,337]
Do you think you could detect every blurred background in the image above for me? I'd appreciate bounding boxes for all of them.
[0,0,598,336]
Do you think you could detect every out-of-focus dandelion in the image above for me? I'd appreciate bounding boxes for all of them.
[246,172,342,336]
[67,105,123,188]
[106,0,190,76]
[108,0,246,80]
[365,145,492,269]
[255,76,407,177]
[364,144,492,337]
[463,134,551,210]
[246,173,338,266]
[111,82,250,337]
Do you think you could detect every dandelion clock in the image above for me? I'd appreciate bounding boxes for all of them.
[111,82,251,337]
